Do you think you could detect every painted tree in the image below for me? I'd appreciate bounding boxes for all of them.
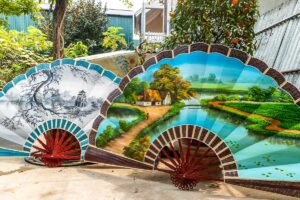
[164,0,259,54]
[150,64,195,102]
[1,65,104,129]
[243,86,276,102]
[122,77,149,103]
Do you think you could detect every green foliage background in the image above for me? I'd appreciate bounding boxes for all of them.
[0,0,40,27]
[103,27,127,51]
[164,0,259,54]
[39,0,108,55]
[64,0,108,54]
[65,41,88,58]
[0,26,52,88]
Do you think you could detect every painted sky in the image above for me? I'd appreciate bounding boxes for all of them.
[137,52,277,88]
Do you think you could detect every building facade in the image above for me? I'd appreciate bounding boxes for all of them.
[0,6,135,46]
[135,0,177,43]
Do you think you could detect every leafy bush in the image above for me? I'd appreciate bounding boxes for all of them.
[138,39,162,55]
[227,95,240,101]
[123,136,151,161]
[103,27,127,51]
[39,0,107,55]
[200,86,291,105]
[269,89,293,103]
[96,125,118,147]
[213,94,227,101]
[65,41,88,58]
[119,120,130,132]
[64,0,107,54]
[164,0,259,54]
[0,0,40,27]
[0,26,52,88]
[0,26,52,55]
[200,94,240,105]
[242,86,292,102]
[243,86,273,102]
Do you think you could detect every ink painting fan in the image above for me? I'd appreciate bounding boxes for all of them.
[0,59,120,167]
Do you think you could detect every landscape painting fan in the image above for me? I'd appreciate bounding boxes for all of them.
[87,43,300,196]
[0,43,300,197]
[0,58,120,166]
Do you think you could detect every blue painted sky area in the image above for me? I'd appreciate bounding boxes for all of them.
[138,52,277,88]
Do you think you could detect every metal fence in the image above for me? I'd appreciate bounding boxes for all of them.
[254,0,300,88]
[144,32,166,43]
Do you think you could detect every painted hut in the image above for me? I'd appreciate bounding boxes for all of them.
[160,91,172,105]
[136,89,171,106]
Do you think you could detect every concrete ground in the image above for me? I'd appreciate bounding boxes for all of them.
[0,158,297,200]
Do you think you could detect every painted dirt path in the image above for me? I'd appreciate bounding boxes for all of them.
[104,103,171,154]
[209,101,300,134]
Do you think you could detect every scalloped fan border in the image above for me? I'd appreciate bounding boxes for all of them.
[0,58,122,99]
[89,42,300,148]
[143,125,238,177]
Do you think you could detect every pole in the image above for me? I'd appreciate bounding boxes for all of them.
[163,0,168,34]
[141,0,146,37]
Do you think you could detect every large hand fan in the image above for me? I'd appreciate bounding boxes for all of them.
[1,43,300,197]
[88,43,300,196]
[0,58,120,166]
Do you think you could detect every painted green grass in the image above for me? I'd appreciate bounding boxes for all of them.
[108,104,144,115]
[223,102,300,130]
[190,83,248,93]
[209,102,300,139]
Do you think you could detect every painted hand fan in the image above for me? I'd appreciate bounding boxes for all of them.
[1,43,300,197]
[0,58,121,166]
[85,43,300,197]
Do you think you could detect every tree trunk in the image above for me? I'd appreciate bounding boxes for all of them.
[53,0,68,59]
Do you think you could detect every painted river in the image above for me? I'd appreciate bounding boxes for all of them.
[101,93,300,181]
